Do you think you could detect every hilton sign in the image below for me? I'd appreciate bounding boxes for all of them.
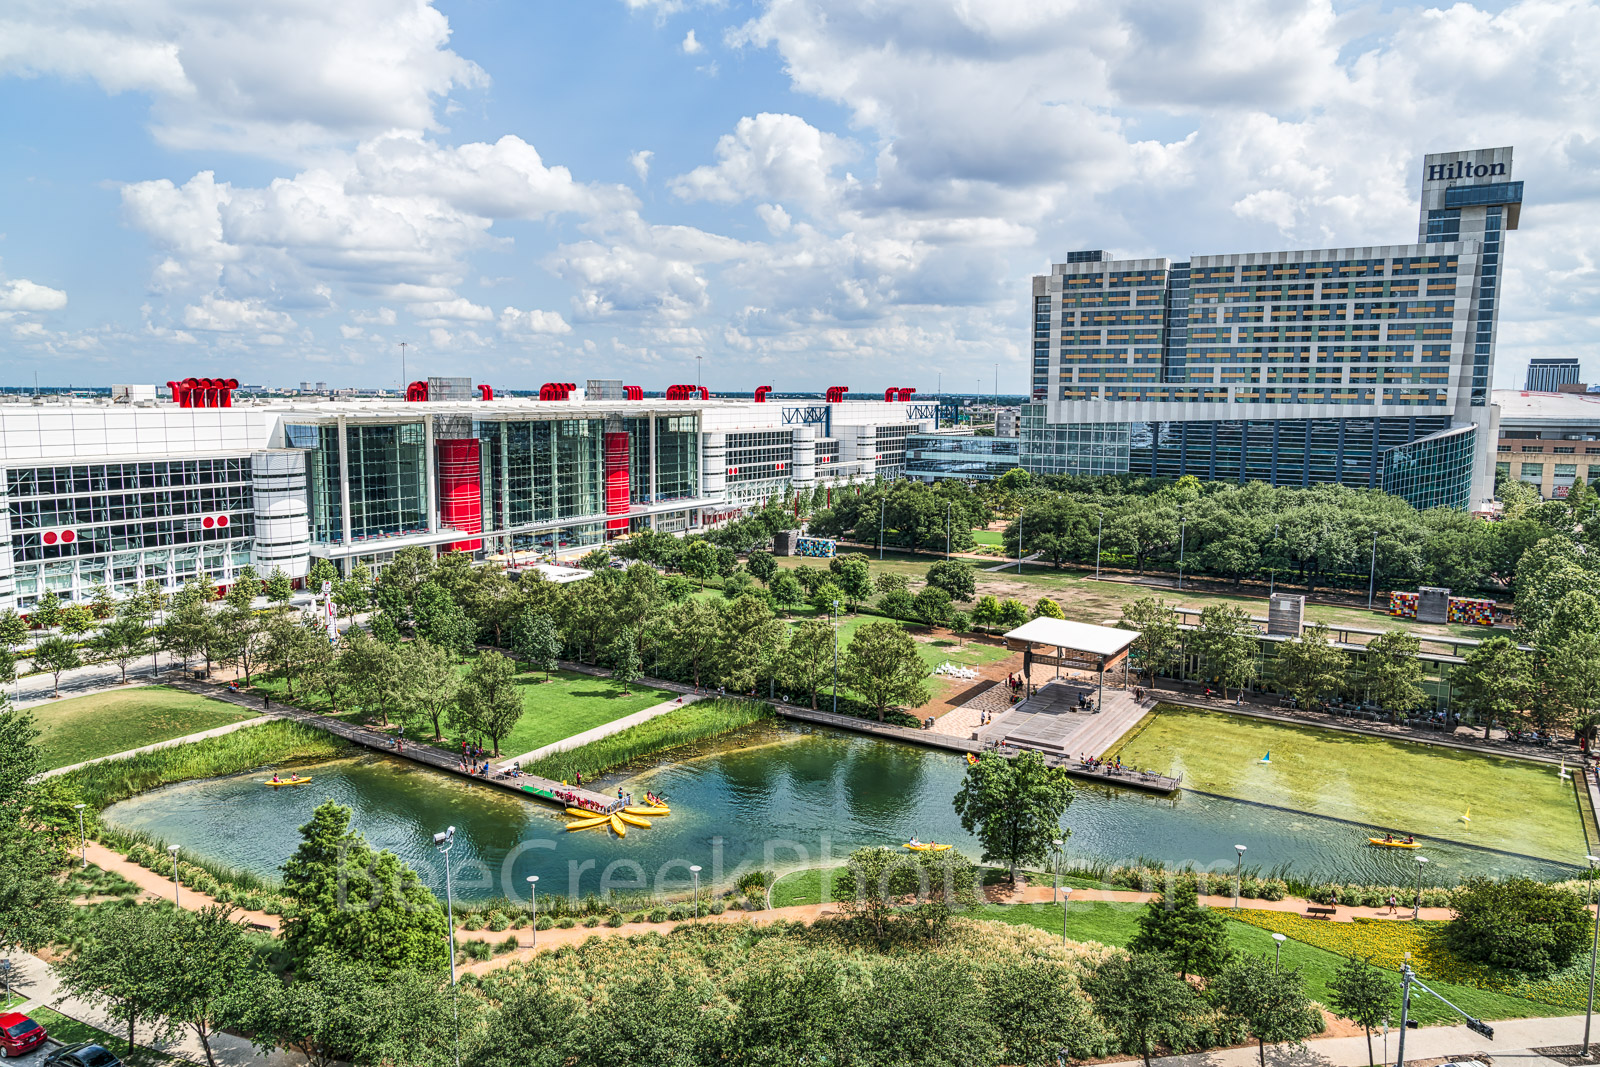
[1427,160,1507,181]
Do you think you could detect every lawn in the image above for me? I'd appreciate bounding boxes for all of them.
[31,686,256,770]
[26,1005,178,1066]
[1110,704,1587,862]
[983,902,1568,1025]
[971,530,1004,546]
[452,664,675,760]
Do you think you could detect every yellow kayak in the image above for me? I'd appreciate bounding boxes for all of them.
[609,814,626,837]
[617,812,651,828]
[904,843,952,852]
[263,777,312,786]
[566,816,609,831]
[624,806,669,816]
[565,807,598,817]
[1368,837,1419,849]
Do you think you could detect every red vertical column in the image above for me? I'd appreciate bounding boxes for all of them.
[604,431,630,536]
[437,439,483,551]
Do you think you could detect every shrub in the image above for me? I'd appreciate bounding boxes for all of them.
[557,917,576,929]
[1445,876,1591,977]
[668,904,691,921]
[462,940,492,962]
[486,911,510,932]
[535,916,553,931]
[606,913,625,928]
[495,935,520,955]
[462,912,485,931]
[709,901,726,915]
[581,915,600,928]
[648,908,668,923]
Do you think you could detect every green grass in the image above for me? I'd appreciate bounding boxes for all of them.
[26,1005,179,1066]
[971,530,1004,546]
[447,665,674,759]
[0,992,24,1011]
[770,865,846,908]
[981,902,1567,1024]
[31,686,256,770]
[1112,705,1586,862]
[59,719,348,810]
[524,697,772,783]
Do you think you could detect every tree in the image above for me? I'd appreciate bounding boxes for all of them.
[333,569,371,623]
[1032,596,1064,619]
[0,609,27,649]
[1363,630,1427,715]
[92,612,151,684]
[1211,955,1319,1067]
[261,612,318,699]
[1327,955,1395,1067]
[163,596,215,674]
[1272,623,1349,709]
[413,582,476,656]
[972,595,1002,633]
[834,846,980,944]
[829,554,874,610]
[948,611,971,646]
[1129,882,1233,978]
[32,635,80,697]
[681,540,719,588]
[952,750,1075,885]
[264,568,294,608]
[218,597,263,683]
[398,639,462,742]
[60,602,97,638]
[1453,635,1533,739]
[337,627,401,724]
[924,560,976,602]
[279,801,449,972]
[1083,951,1202,1067]
[88,581,117,619]
[877,588,916,620]
[308,557,337,587]
[457,651,524,755]
[1539,630,1600,732]
[782,618,836,710]
[511,610,562,680]
[158,905,271,1067]
[997,597,1030,630]
[841,620,931,722]
[302,621,344,711]
[913,586,954,628]
[769,570,805,613]
[30,589,63,630]
[1444,875,1591,977]
[808,579,844,617]
[746,549,778,584]
[57,904,178,1056]
[1107,508,1178,575]
[715,595,788,693]
[1120,596,1181,688]
[1193,603,1258,698]
[874,571,910,597]
[0,703,70,955]
[609,626,643,693]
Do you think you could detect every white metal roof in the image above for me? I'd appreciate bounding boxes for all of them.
[1003,617,1139,657]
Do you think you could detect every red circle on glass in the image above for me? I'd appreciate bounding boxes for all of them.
[60,529,76,544]
[202,516,215,529]
[42,531,57,545]
[217,515,229,528]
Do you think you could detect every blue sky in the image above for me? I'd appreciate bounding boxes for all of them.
[1,0,1596,393]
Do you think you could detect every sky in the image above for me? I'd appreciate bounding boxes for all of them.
[1,0,1597,394]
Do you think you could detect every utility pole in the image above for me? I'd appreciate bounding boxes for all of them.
[696,353,703,389]
[1095,511,1104,580]
[878,495,886,560]
[1367,531,1378,609]
[399,341,408,393]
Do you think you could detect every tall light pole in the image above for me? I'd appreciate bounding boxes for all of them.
[946,502,952,559]
[1269,523,1279,597]
[168,844,180,906]
[74,803,87,868]
[690,865,703,919]
[1017,508,1024,574]
[1051,838,1064,902]
[1095,511,1104,580]
[1585,854,1600,1054]
[526,875,538,950]
[878,495,886,560]
[399,340,407,393]
[1177,510,1186,591]
[1366,531,1378,609]
[1060,887,1072,945]
[1411,854,1429,919]
[1233,844,1246,910]
[1272,931,1286,969]
[831,599,840,715]
[434,827,460,1067]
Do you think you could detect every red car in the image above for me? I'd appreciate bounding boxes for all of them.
[0,1012,46,1057]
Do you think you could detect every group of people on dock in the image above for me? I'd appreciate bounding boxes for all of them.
[1078,753,1132,774]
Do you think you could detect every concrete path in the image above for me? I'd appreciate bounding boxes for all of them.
[12,655,186,708]
[499,693,703,768]
[983,551,1042,572]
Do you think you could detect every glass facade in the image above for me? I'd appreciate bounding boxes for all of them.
[555,419,605,519]
[874,424,915,474]
[478,420,556,530]
[348,423,428,541]
[1380,425,1476,510]
[905,434,1021,479]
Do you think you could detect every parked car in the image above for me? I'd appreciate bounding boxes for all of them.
[0,1013,48,1058]
[41,1042,121,1067]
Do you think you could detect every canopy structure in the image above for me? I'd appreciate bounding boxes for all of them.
[1002,617,1140,703]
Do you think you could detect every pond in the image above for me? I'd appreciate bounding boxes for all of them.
[103,723,1583,903]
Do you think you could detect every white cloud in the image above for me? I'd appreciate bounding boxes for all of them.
[681,29,703,54]
[630,149,654,183]
[670,113,855,212]
[353,307,397,325]
[499,306,573,335]
[0,278,68,311]
[181,294,296,333]
[409,298,494,322]
[0,0,486,159]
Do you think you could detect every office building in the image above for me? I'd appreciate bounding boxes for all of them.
[1024,147,1520,510]
[1524,358,1581,393]
[0,379,933,612]
[1494,388,1600,499]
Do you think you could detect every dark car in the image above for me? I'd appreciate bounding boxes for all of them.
[42,1043,122,1067]
[0,1013,47,1058]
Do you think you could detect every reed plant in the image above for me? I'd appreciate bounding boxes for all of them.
[522,697,770,784]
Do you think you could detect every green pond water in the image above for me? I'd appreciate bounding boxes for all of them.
[102,723,1585,902]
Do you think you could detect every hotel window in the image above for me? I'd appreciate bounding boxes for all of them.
[1553,447,1575,454]
[1521,446,1544,452]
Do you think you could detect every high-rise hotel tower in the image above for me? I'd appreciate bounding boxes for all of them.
[1024,147,1520,509]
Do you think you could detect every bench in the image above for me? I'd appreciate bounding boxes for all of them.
[1305,905,1336,920]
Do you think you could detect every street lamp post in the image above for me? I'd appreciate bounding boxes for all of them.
[1017,509,1024,574]
[1366,531,1378,610]
[433,827,460,1067]
[1051,838,1064,902]
[1269,524,1279,597]
[690,865,703,919]
[1233,844,1246,910]
[1412,854,1429,920]
[526,875,538,950]
[831,599,840,715]
[1272,932,1286,969]
[1060,887,1071,945]
[1094,511,1103,580]
[168,844,180,906]
[74,803,87,868]
[1584,854,1600,1054]
[946,502,951,559]
[1177,511,1186,591]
